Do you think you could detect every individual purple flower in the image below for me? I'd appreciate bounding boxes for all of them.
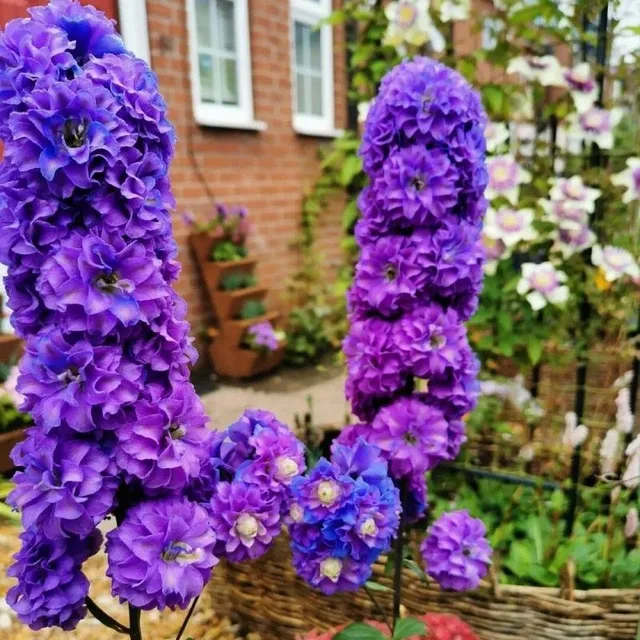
[19,328,144,432]
[485,155,531,204]
[245,321,279,353]
[30,0,127,65]
[0,18,77,139]
[421,510,492,591]
[38,230,170,335]
[371,146,460,229]
[344,317,408,420]
[369,396,451,479]
[106,496,217,610]
[7,76,134,198]
[348,234,428,317]
[291,544,373,595]
[290,458,355,522]
[8,430,118,539]
[208,480,282,563]
[115,384,211,493]
[393,304,471,381]
[7,527,101,631]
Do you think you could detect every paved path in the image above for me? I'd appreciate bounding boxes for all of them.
[200,372,349,431]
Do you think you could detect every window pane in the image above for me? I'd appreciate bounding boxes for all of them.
[309,28,321,71]
[216,0,236,53]
[196,0,212,47]
[295,71,307,114]
[221,58,239,104]
[310,76,323,116]
[294,21,307,68]
[198,53,216,102]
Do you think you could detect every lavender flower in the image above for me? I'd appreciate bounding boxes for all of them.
[612,158,640,204]
[209,480,282,563]
[245,321,279,353]
[7,527,101,631]
[421,510,492,591]
[106,497,217,611]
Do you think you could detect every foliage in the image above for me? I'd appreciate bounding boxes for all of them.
[429,470,640,589]
[210,241,247,263]
[238,299,266,320]
[0,395,31,435]
[220,271,256,291]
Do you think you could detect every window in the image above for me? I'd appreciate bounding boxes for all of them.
[481,16,503,51]
[186,0,263,129]
[291,0,336,136]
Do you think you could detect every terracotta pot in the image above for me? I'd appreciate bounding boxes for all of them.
[0,334,23,365]
[219,311,281,348]
[209,341,284,378]
[0,428,26,473]
[211,286,268,320]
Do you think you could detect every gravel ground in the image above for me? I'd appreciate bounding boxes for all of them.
[0,523,259,640]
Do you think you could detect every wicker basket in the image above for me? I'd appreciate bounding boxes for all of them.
[208,536,640,640]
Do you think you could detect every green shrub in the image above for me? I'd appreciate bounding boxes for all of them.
[220,272,257,291]
[210,241,247,262]
[238,299,266,319]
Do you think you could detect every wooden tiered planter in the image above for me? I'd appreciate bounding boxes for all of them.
[190,232,284,378]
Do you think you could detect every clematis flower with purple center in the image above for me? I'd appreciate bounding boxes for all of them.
[564,63,597,112]
[7,76,134,198]
[483,206,537,247]
[539,196,589,227]
[573,107,623,150]
[115,384,211,493]
[106,496,217,611]
[19,328,144,433]
[551,221,596,259]
[421,510,492,591]
[30,0,127,65]
[38,231,170,335]
[485,155,531,204]
[7,527,101,631]
[517,262,569,310]
[383,0,444,51]
[612,158,640,204]
[506,55,565,87]
[482,235,509,275]
[8,430,118,539]
[208,479,282,563]
[549,175,600,212]
[592,245,640,282]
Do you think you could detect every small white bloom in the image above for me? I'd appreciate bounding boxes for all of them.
[482,235,510,276]
[564,63,598,112]
[615,388,634,434]
[613,370,634,390]
[570,107,624,150]
[592,245,640,282]
[358,101,372,125]
[627,435,640,458]
[484,206,537,247]
[623,452,640,489]
[611,157,640,204]
[512,123,536,158]
[550,220,596,259]
[518,443,536,462]
[625,507,639,538]
[507,55,566,87]
[539,198,589,227]
[485,121,510,154]
[549,176,601,213]
[510,88,534,121]
[320,557,343,582]
[563,411,588,448]
[517,262,569,310]
[384,0,445,51]
[485,155,532,204]
[600,428,621,476]
[0,599,11,631]
[438,0,470,22]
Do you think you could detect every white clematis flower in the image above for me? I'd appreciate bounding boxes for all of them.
[611,157,640,204]
[384,0,445,51]
[563,411,589,449]
[481,235,510,276]
[485,155,532,204]
[549,176,601,213]
[517,262,569,311]
[592,245,640,282]
[564,63,598,113]
[570,106,624,150]
[507,55,566,87]
[551,220,596,259]
[483,206,537,247]
[485,121,510,154]
[438,0,470,22]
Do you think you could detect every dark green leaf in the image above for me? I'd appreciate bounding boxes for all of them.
[334,622,387,640]
[364,580,392,592]
[393,617,425,640]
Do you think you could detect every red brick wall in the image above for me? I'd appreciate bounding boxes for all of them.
[146,0,347,347]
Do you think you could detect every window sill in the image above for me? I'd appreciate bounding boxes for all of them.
[195,117,268,132]
[293,124,344,139]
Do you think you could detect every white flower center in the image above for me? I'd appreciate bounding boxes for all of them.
[317,480,340,506]
[289,503,304,523]
[235,513,259,539]
[396,2,418,29]
[584,111,605,130]
[275,456,299,481]
[565,182,583,199]
[531,271,555,291]
[360,518,378,537]
[499,210,522,232]
[320,557,343,582]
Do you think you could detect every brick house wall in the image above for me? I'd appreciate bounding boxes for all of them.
[146,0,347,349]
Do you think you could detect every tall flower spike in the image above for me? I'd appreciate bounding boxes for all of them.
[347,56,491,585]
[0,0,212,629]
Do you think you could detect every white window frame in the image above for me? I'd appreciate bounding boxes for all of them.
[118,0,151,65]
[186,0,265,130]
[290,0,337,137]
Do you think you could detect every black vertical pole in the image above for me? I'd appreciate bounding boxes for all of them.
[345,17,358,134]
[564,2,609,538]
